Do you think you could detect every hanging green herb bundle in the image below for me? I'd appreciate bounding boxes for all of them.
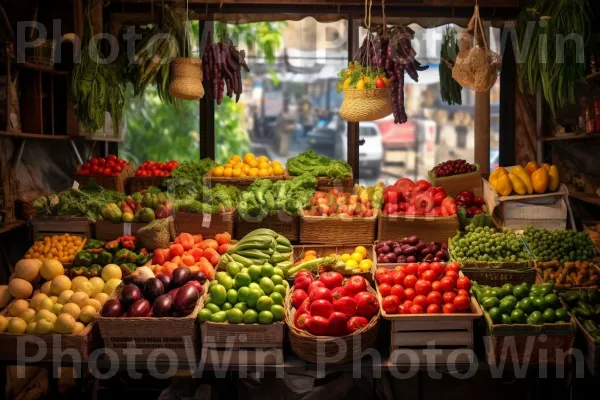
[517,0,591,115]
[440,25,462,106]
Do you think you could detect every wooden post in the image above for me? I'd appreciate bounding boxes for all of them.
[475,91,490,174]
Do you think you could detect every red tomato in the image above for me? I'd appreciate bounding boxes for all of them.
[427,291,442,306]
[378,283,392,297]
[456,277,472,291]
[402,300,414,312]
[378,272,393,286]
[430,262,444,277]
[417,263,430,276]
[405,263,419,275]
[421,270,438,283]
[90,158,99,166]
[309,287,333,303]
[296,270,314,279]
[345,275,367,296]
[413,295,428,309]
[308,281,326,297]
[445,270,459,281]
[391,271,406,286]
[427,304,441,314]
[295,313,311,330]
[410,305,424,314]
[310,299,333,319]
[397,305,407,314]
[294,274,314,292]
[453,294,470,312]
[307,315,329,336]
[355,292,379,319]
[403,274,418,289]
[375,268,389,283]
[331,286,347,301]
[347,316,369,333]
[382,295,400,314]
[97,157,106,166]
[106,160,116,168]
[442,291,457,304]
[432,281,442,292]
[319,271,344,290]
[114,165,123,173]
[375,76,386,89]
[457,289,470,298]
[333,296,357,317]
[82,162,91,170]
[397,265,408,275]
[390,285,405,301]
[440,277,455,292]
[414,279,432,296]
[445,262,461,273]
[443,303,457,314]
[79,169,90,176]
[103,167,112,176]
[404,288,416,301]
[106,154,116,161]
[328,312,350,336]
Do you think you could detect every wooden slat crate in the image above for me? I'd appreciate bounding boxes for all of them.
[174,212,234,237]
[428,166,482,198]
[201,348,284,366]
[31,216,92,239]
[200,322,285,349]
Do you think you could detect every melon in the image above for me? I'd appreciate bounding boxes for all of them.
[0,286,13,309]
[14,259,42,282]
[8,279,33,300]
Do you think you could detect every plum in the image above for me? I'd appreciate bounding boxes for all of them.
[393,247,404,256]
[396,255,407,263]
[384,240,394,247]
[406,256,417,263]
[407,235,419,245]
[378,244,391,255]
[424,254,434,262]
[400,237,410,244]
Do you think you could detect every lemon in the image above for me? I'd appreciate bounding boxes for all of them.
[94,293,109,306]
[354,246,368,257]
[73,322,85,334]
[58,290,74,305]
[25,322,36,334]
[40,281,52,295]
[87,299,102,312]
[70,292,89,308]
[8,299,30,317]
[101,265,122,282]
[79,306,96,324]
[61,303,80,321]
[19,308,37,323]
[37,297,54,312]
[8,318,27,334]
[35,309,57,324]
[104,279,122,295]
[0,315,8,332]
[51,275,72,295]
[34,319,54,334]
[350,252,364,263]
[51,303,63,315]
[54,313,76,334]
[359,260,372,272]
[345,260,358,268]
[340,253,351,262]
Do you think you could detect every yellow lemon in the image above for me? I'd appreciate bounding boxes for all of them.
[73,322,85,334]
[25,322,36,334]
[343,77,351,89]
[223,168,233,178]
[359,260,372,272]
[345,260,359,268]
[9,299,30,317]
[231,155,242,162]
[19,308,37,323]
[340,253,351,262]
[94,293,109,306]
[8,318,27,334]
[58,290,74,305]
[0,315,8,332]
[70,292,89,308]
[350,252,364,263]
[212,166,224,177]
[243,153,256,163]
[61,303,81,321]
[354,246,368,257]
[79,306,96,324]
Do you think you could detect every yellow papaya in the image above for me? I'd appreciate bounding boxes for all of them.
[489,167,508,190]
[548,165,560,192]
[531,167,549,194]
[541,163,551,172]
[496,173,513,196]
[525,161,539,176]
[508,173,527,195]
[511,165,534,194]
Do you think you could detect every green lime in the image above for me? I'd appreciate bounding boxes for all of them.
[226,262,241,277]
[482,297,500,310]
[237,287,250,303]
[256,296,274,312]
[205,303,221,314]
[261,263,275,278]
[489,289,501,299]
[515,300,523,310]
[270,292,284,306]
[502,295,518,304]
[240,267,249,275]
[215,271,228,282]
[271,305,285,321]
[520,298,535,314]
[210,311,228,323]
[204,296,213,305]
[273,267,285,278]
[242,309,259,324]
[222,302,233,311]
[246,288,262,308]
[258,310,273,324]
[493,287,506,298]
[219,276,234,291]
[501,314,512,325]
[555,308,569,322]
[527,311,543,325]
[234,273,252,289]
[273,284,287,296]
[271,274,283,286]
[542,308,556,323]
[259,277,274,294]
[510,309,527,324]
[282,280,290,289]
[502,283,514,296]
[209,284,227,306]
[513,285,530,300]
[248,265,262,282]
[197,308,212,322]
[209,280,219,288]
[227,289,238,304]
[488,307,502,324]
[544,294,560,309]
[248,282,261,291]
[539,284,553,296]
[227,308,244,324]
[499,301,515,315]
[234,302,248,313]
[533,297,547,311]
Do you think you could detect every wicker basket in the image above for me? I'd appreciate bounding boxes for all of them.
[174,211,234,237]
[428,166,482,198]
[94,220,148,241]
[285,283,380,364]
[25,39,55,68]
[292,244,375,283]
[339,88,392,122]
[128,176,168,194]
[95,284,204,360]
[74,162,135,193]
[377,214,459,243]
[168,58,204,100]
[205,170,287,190]
[235,213,299,241]
[299,212,377,245]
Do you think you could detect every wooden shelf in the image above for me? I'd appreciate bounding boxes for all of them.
[587,71,600,82]
[0,220,26,235]
[73,136,124,143]
[542,133,600,142]
[0,131,123,143]
[570,192,600,206]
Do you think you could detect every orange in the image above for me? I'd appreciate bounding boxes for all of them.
[223,168,233,177]
[212,166,224,177]
[232,168,241,177]
[249,168,259,177]
[354,246,367,257]
[271,160,282,167]
[257,155,269,164]
[242,164,251,174]
[243,153,256,163]
[231,155,242,162]
[249,159,258,168]
[273,165,284,176]
[258,161,270,170]
[267,166,274,176]
[258,169,269,177]
[350,252,364,263]
[224,163,233,169]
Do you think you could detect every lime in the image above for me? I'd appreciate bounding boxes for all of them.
[273,285,287,296]
[219,276,234,291]
[210,311,228,323]
[237,287,250,303]
[273,267,284,278]
[248,265,262,282]
[271,274,283,286]
[488,307,502,324]
[482,297,500,310]
[533,297,547,311]
[234,302,248,313]
[555,308,569,322]
[544,294,560,309]
[510,309,527,324]
[246,288,262,308]
[204,296,213,305]
[259,277,274,295]
[271,305,285,321]
[227,262,241,277]
[227,289,238,304]
[222,302,233,311]
[270,292,284,306]
[282,280,290,289]
[513,285,530,300]
[248,282,261,291]
[501,314,512,325]
[499,301,515,315]
[261,264,275,278]
[502,283,514,296]
[515,300,523,310]
[234,273,252,289]
[240,267,249,275]
[489,289,501,299]
[205,303,221,314]
[256,296,274,312]
[228,308,244,324]
[216,271,229,282]
[520,298,535,314]
[542,308,556,323]
[502,295,518,304]
[539,284,553,296]
[197,309,212,322]
[527,310,543,325]
[209,280,219,288]
[209,284,227,306]
[243,309,258,324]
[258,311,273,324]
[493,287,505,298]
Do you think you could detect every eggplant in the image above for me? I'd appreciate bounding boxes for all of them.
[415,241,426,252]
[172,285,199,316]
[430,244,440,254]
[378,244,391,255]
[128,299,151,317]
[156,274,171,291]
[144,278,165,303]
[123,275,145,289]
[121,284,142,309]
[171,267,191,288]
[424,254,434,262]
[152,294,174,317]
[101,299,123,318]
[407,256,417,263]
[184,280,204,294]
[421,248,431,256]
[407,235,419,245]
[189,271,207,286]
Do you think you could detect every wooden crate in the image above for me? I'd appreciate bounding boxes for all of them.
[174,212,234,237]
[428,167,482,198]
[583,221,600,254]
[314,175,354,192]
[31,216,92,239]
[94,220,147,241]
[235,214,299,241]
[299,213,377,245]
[128,176,167,194]
[573,315,600,364]
[73,162,135,193]
[377,214,459,243]
[200,321,285,349]
[201,347,284,366]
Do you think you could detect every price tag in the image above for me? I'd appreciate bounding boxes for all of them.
[123,223,132,236]
[202,213,212,228]
[72,180,80,190]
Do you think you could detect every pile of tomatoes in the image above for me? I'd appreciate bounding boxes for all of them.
[375,261,472,315]
[291,271,379,336]
[78,155,129,177]
[135,160,179,177]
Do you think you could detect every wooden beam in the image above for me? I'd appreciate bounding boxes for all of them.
[113,0,520,6]
[473,13,491,174]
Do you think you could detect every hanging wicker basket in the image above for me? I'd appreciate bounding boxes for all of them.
[339,88,393,122]
[168,57,205,100]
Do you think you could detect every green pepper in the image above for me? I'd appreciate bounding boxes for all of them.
[87,264,103,278]
[583,319,598,333]
[136,253,150,266]
[575,306,592,318]
[115,249,131,264]
[68,266,88,279]
[588,290,598,304]
[579,301,595,315]
[120,263,137,277]
[98,251,113,266]
[91,252,100,264]
[132,192,142,203]
[562,291,580,306]
[84,239,105,250]
[73,251,92,267]
[126,251,138,264]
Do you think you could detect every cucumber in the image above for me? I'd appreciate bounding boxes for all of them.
[270,252,292,263]
[243,229,278,238]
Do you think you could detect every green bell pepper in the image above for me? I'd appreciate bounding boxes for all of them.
[73,251,92,267]
[98,251,113,266]
[84,239,105,250]
[87,264,103,278]
[115,249,131,264]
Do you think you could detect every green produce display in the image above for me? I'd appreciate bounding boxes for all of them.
[560,289,600,344]
[237,174,317,221]
[450,226,529,262]
[168,158,217,189]
[198,229,290,325]
[474,281,571,326]
[523,227,595,263]
[286,150,352,179]
[172,184,238,214]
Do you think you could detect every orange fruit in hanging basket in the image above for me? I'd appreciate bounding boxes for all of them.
[339,88,393,122]
[168,57,205,100]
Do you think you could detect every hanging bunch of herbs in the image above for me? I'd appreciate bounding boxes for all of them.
[72,3,126,136]
[126,5,190,108]
[440,26,462,106]
[517,0,591,115]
